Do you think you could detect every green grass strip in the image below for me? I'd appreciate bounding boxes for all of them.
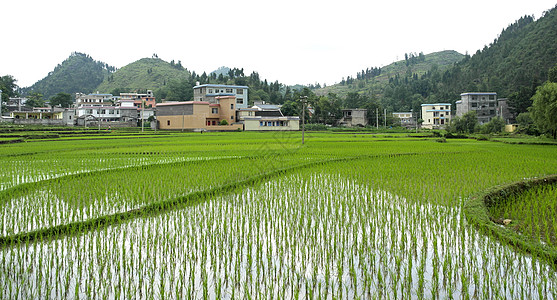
[464,174,557,269]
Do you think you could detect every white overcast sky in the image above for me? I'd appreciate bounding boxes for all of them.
[2,0,556,88]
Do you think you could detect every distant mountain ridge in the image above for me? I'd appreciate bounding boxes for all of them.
[316,50,465,98]
[314,4,557,112]
[18,4,557,109]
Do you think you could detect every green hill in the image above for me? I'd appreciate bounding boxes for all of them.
[446,7,557,97]
[23,52,114,99]
[95,58,191,94]
[316,50,464,99]
[315,4,557,113]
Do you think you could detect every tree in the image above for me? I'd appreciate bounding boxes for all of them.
[549,65,557,83]
[516,112,539,135]
[452,111,479,133]
[0,75,19,98]
[26,92,45,108]
[312,94,342,125]
[0,75,19,112]
[508,86,535,116]
[481,116,505,133]
[165,78,192,101]
[530,82,557,139]
[279,100,295,117]
[344,92,364,108]
[50,92,73,108]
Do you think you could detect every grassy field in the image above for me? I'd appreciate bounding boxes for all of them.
[0,129,556,299]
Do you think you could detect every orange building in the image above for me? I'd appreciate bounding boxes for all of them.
[156,96,242,131]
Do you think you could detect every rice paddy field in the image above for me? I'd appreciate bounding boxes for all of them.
[0,130,556,299]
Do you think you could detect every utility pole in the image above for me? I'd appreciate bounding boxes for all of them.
[141,99,144,133]
[300,96,307,144]
[182,105,185,132]
[384,108,387,127]
[0,90,2,118]
[376,108,379,129]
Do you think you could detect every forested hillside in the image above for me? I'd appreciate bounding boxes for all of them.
[316,50,464,110]
[95,57,191,96]
[22,52,114,99]
[315,5,557,114]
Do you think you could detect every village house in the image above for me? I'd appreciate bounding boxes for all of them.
[392,112,416,128]
[193,83,249,109]
[11,106,75,126]
[421,103,451,129]
[237,102,299,131]
[338,109,368,127]
[456,92,497,124]
[156,96,242,131]
[119,90,156,108]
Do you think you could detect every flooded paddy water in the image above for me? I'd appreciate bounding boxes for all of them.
[1,173,556,299]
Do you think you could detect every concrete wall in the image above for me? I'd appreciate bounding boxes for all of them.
[14,119,67,126]
[457,93,497,124]
[157,104,194,116]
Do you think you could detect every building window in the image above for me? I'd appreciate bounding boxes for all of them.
[226,88,233,93]
[472,96,477,100]
[231,116,234,120]
[260,121,264,126]
[230,104,234,109]
[208,89,213,93]
[236,98,243,104]
[471,103,478,108]
[167,120,170,126]
[237,89,244,95]
[489,95,495,100]
[212,108,218,114]
[489,102,495,107]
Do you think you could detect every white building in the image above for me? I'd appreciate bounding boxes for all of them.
[193,84,249,109]
[75,106,121,121]
[392,112,415,128]
[421,103,451,129]
[243,116,300,131]
[75,92,114,107]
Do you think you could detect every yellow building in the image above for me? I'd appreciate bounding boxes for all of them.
[156,96,242,131]
[11,110,64,120]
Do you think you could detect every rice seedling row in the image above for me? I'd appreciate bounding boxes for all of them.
[0,132,556,298]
